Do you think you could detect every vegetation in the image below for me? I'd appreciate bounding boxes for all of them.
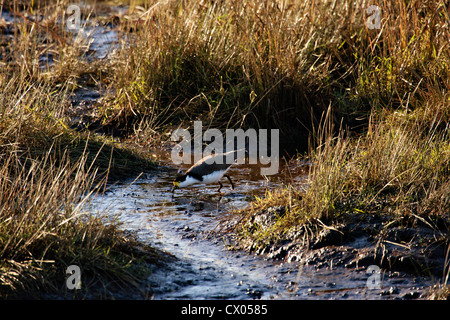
[112,0,449,297]
[0,1,159,298]
[107,0,449,252]
[1,0,449,298]
[206,0,449,297]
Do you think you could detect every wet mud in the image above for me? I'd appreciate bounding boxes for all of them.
[89,155,437,300]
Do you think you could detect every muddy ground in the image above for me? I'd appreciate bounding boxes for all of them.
[208,204,449,299]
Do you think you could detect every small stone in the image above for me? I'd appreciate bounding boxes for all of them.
[389,286,400,294]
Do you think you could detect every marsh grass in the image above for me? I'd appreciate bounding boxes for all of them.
[0,2,160,298]
[223,1,450,288]
[2,0,450,298]
[101,0,368,142]
[0,74,162,298]
[238,95,449,250]
[100,1,449,146]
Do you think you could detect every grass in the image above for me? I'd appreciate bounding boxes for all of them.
[237,99,449,241]
[0,145,157,298]
[1,0,449,299]
[102,0,449,233]
[0,1,161,298]
[100,0,364,144]
[100,0,449,145]
[0,77,161,298]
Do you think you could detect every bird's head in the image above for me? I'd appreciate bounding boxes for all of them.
[172,174,187,192]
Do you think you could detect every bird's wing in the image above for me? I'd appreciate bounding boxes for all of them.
[187,155,234,176]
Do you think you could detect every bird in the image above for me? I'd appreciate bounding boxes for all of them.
[172,150,239,193]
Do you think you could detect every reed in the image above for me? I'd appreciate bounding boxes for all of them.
[224,1,450,289]
[0,1,159,297]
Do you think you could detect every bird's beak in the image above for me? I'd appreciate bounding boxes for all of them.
[171,181,180,192]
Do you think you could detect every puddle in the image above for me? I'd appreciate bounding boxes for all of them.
[89,154,433,300]
[66,7,121,130]
[78,21,119,61]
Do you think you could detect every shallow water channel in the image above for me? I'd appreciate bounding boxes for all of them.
[29,4,431,299]
[89,155,433,300]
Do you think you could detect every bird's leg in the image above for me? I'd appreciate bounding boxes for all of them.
[218,181,223,192]
[171,185,178,200]
[224,174,234,190]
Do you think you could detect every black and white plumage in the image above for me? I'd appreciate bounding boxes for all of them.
[172,150,239,192]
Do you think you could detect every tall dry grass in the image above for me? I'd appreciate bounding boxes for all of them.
[101,0,449,149]
[0,2,160,297]
[0,74,161,298]
[2,0,449,297]
[103,0,366,142]
[228,0,450,267]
